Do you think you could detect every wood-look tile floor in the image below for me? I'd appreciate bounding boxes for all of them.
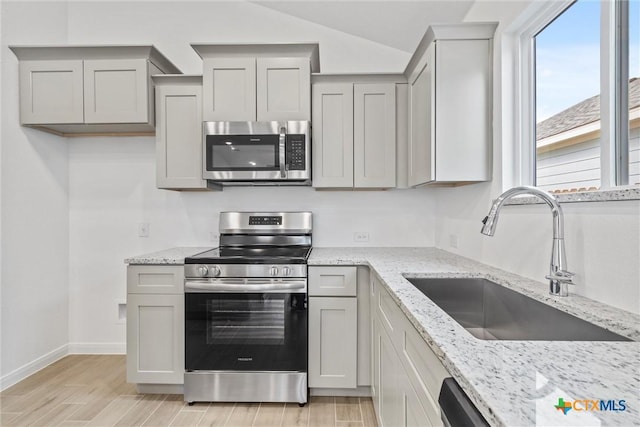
[0,355,378,427]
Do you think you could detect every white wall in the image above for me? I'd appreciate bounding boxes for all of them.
[0,2,70,388]
[63,2,434,351]
[431,1,640,314]
[66,1,410,75]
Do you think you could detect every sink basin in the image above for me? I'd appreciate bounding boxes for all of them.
[407,277,630,341]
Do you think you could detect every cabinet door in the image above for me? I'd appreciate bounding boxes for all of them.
[309,266,357,297]
[312,83,354,188]
[408,44,435,187]
[256,58,310,121]
[371,314,381,416]
[434,39,491,182]
[84,59,149,124]
[203,58,256,121]
[126,293,184,384]
[354,84,396,188]
[156,83,209,190]
[402,373,440,427]
[19,60,84,124]
[378,319,403,427]
[308,297,357,389]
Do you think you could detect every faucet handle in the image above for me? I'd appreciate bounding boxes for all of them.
[546,270,575,283]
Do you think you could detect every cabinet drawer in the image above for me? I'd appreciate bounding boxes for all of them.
[127,265,184,294]
[309,266,357,296]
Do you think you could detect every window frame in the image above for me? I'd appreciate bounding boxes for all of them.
[512,0,632,193]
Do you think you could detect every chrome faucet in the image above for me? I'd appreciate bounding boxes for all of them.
[480,186,574,296]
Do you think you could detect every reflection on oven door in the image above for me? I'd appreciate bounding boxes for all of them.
[185,292,307,372]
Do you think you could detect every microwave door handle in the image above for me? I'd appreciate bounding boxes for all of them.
[279,126,286,178]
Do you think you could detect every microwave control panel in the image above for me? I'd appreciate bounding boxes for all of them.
[285,135,306,170]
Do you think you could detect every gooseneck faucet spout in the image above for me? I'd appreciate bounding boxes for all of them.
[480,186,574,296]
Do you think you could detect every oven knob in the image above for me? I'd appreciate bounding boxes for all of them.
[270,266,279,277]
[211,266,221,277]
[282,266,292,277]
[197,266,208,277]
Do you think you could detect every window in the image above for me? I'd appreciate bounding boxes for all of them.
[519,0,638,193]
[535,0,601,192]
[628,1,639,186]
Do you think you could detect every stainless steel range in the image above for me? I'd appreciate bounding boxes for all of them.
[183,211,312,405]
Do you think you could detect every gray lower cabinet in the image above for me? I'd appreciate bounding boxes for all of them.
[309,265,371,390]
[370,272,448,427]
[308,296,357,388]
[126,265,184,385]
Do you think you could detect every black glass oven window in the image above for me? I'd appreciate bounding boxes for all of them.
[206,299,285,344]
[185,293,307,372]
[206,135,279,171]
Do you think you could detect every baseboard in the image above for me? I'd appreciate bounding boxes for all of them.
[310,386,372,397]
[0,343,69,391]
[137,383,184,394]
[67,342,126,354]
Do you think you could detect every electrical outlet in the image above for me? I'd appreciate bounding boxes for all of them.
[449,234,458,248]
[138,223,150,238]
[354,232,369,243]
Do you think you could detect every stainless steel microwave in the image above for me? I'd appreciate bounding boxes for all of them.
[203,121,310,184]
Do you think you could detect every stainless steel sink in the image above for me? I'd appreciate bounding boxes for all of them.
[407,277,630,341]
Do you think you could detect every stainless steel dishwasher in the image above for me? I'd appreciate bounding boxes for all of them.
[439,378,489,427]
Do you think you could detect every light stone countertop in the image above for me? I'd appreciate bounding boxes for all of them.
[124,246,640,425]
[309,247,640,427]
[124,247,211,264]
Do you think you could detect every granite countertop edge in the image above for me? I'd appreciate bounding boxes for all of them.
[124,247,211,265]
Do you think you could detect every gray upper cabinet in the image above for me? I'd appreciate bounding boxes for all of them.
[312,75,402,190]
[192,44,320,122]
[256,57,311,121]
[18,60,84,124]
[312,82,354,188]
[405,23,497,186]
[10,45,180,136]
[154,75,219,191]
[83,59,151,124]
[354,83,396,188]
[202,57,256,121]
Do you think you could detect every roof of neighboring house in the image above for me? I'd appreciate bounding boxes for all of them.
[536,77,640,141]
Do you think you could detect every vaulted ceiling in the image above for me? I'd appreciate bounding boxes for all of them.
[251,1,475,53]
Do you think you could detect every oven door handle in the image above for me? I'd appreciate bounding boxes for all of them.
[184,281,306,293]
[279,126,287,178]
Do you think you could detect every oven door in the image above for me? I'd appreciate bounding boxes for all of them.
[185,280,307,372]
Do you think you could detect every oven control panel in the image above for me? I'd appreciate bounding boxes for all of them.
[185,264,307,279]
[248,216,282,225]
